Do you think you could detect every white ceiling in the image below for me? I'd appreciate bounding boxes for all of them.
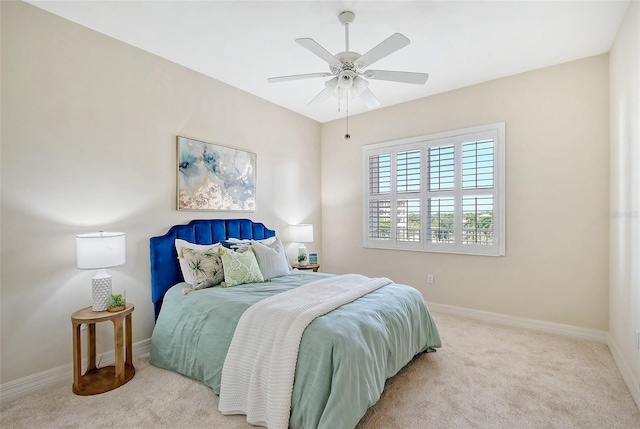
[27,0,630,123]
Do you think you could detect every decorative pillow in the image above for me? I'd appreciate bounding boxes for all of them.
[218,246,265,287]
[223,236,276,253]
[227,237,277,245]
[181,248,224,290]
[255,236,278,246]
[175,238,221,255]
[251,238,291,279]
[222,241,252,253]
[174,239,220,284]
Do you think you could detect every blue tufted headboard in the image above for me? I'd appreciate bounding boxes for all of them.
[149,218,276,320]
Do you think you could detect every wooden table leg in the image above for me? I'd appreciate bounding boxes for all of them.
[72,322,82,391]
[113,317,124,384]
[86,323,96,372]
[125,313,133,366]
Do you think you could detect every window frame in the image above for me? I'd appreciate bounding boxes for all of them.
[363,122,506,256]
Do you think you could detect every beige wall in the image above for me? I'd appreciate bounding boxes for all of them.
[609,0,640,403]
[0,1,321,383]
[321,55,610,331]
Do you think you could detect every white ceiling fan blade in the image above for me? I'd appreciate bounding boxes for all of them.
[307,77,339,106]
[296,38,342,69]
[307,87,333,107]
[268,72,332,83]
[364,70,429,85]
[356,33,410,68]
[359,88,381,109]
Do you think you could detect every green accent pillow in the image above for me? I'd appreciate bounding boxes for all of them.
[181,248,224,290]
[219,246,265,287]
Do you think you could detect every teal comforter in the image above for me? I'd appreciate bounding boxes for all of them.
[150,272,441,429]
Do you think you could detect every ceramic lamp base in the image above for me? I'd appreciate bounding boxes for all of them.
[92,270,112,312]
[297,244,309,266]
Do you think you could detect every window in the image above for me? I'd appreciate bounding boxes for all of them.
[364,123,505,256]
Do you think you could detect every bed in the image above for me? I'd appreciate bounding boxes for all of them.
[149,219,441,429]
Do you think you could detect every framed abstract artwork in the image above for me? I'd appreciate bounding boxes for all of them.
[177,136,256,211]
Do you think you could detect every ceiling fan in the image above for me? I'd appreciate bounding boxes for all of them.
[268,10,429,110]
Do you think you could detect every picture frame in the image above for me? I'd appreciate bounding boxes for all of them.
[308,252,318,265]
[177,136,256,211]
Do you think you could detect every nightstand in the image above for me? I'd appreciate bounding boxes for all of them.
[71,303,135,395]
[292,263,320,272]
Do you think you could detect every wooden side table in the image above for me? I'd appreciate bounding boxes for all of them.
[71,303,135,395]
[292,263,320,272]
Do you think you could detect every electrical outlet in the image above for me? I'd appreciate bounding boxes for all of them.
[81,323,87,331]
[427,274,434,284]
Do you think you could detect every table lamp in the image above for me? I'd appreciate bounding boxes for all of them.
[76,232,126,311]
[290,224,313,266]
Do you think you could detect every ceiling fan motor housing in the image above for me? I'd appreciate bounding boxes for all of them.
[333,52,364,90]
[336,52,362,71]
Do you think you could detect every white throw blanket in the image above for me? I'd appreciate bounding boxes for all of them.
[218,274,392,429]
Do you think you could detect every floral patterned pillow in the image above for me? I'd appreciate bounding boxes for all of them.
[218,246,265,287]
[181,248,224,290]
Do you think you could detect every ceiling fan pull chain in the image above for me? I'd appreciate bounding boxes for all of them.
[345,92,351,140]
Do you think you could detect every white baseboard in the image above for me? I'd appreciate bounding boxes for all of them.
[608,337,640,410]
[427,302,608,344]
[0,338,151,405]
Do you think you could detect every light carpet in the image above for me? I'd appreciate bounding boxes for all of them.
[1,312,639,428]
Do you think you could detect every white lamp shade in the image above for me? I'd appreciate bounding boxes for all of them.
[290,224,313,243]
[76,232,126,269]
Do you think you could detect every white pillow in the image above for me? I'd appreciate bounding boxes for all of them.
[257,236,277,245]
[252,237,291,269]
[251,237,291,279]
[226,236,277,253]
[227,236,277,245]
[175,239,220,284]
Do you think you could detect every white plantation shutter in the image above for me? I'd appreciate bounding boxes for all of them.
[462,139,494,190]
[428,145,455,191]
[396,199,420,242]
[396,150,421,193]
[460,138,495,247]
[364,123,505,256]
[462,195,494,245]
[368,153,392,240]
[368,200,391,240]
[395,149,421,243]
[427,197,455,244]
[369,153,391,195]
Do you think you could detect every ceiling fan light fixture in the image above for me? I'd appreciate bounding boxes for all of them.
[338,70,356,89]
[325,76,339,89]
[351,76,369,96]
